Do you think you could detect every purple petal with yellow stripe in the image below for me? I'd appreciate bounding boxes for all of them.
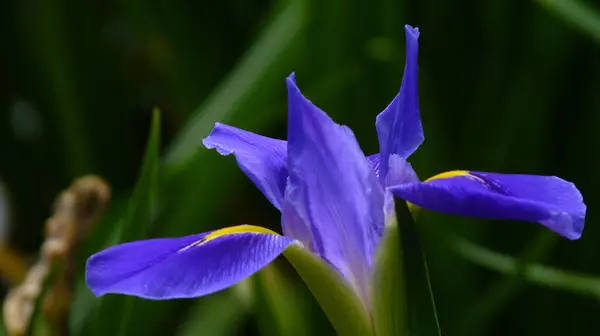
[86,225,294,299]
[375,25,422,182]
[389,171,586,239]
[284,74,385,302]
[203,123,288,210]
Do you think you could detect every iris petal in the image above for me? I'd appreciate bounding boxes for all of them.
[389,171,586,239]
[367,154,381,176]
[203,123,288,210]
[369,153,420,226]
[367,153,419,186]
[375,25,422,182]
[284,74,385,302]
[86,225,294,299]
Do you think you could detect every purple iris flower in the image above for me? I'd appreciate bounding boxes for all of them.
[85,25,585,307]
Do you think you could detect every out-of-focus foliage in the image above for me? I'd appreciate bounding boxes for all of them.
[1,0,600,335]
[373,199,443,336]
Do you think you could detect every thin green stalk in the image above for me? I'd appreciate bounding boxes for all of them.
[445,233,600,300]
[536,0,600,43]
[453,232,556,335]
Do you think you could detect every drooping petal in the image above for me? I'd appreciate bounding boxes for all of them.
[283,73,385,303]
[203,123,288,210]
[86,225,294,299]
[375,25,422,182]
[389,171,586,239]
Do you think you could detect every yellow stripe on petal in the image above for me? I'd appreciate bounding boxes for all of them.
[408,170,482,214]
[426,170,488,185]
[425,170,472,182]
[203,225,278,242]
[179,225,279,252]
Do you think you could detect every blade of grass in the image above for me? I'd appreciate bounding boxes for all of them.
[453,231,556,335]
[442,233,600,300]
[165,0,307,164]
[120,107,161,241]
[395,199,441,336]
[371,212,407,336]
[253,261,313,336]
[90,108,161,336]
[175,289,249,336]
[536,0,600,43]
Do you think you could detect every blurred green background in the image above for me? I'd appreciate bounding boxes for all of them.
[1,0,600,335]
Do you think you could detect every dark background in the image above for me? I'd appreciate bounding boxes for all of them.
[1,0,599,335]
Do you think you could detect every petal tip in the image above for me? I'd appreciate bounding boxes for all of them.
[201,123,236,155]
[545,210,585,240]
[285,72,324,127]
[557,212,585,240]
[201,123,220,149]
[287,72,297,83]
[404,25,420,39]
[201,137,214,150]
[89,287,106,298]
[202,138,233,155]
[85,256,109,297]
[286,74,300,95]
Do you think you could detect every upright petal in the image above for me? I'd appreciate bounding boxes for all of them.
[375,25,422,182]
[368,153,420,186]
[367,154,382,178]
[203,123,288,210]
[283,74,385,303]
[86,225,294,299]
[369,153,420,227]
[389,171,586,239]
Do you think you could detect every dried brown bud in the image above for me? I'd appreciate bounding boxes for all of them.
[2,175,111,336]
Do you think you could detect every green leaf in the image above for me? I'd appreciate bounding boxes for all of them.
[373,199,441,336]
[283,244,373,336]
[164,0,307,164]
[68,194,130,336]
[442,232,600,300]
[90,108,161,336]
[454,231,557,335]
[536,0,600,43]
[372,214,407,336]
[397,200,441,336]
[175,288,249,336]
[253,261,316,336]
[398,203,441,336]
[119,106,161,242]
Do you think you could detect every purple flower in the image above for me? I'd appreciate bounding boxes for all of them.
[85,25,585,306]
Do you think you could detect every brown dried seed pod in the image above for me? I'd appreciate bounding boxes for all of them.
[2,175,111,336]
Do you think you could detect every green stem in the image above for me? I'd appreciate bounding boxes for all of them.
[536,0,600,43]
[445,233,600,300]
[453,232,556,335]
